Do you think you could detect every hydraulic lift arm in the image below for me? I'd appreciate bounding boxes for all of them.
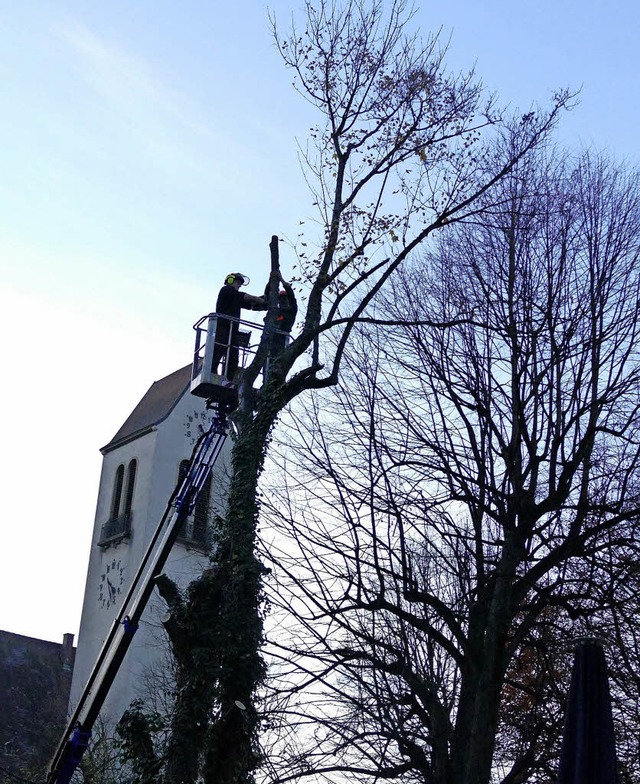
[46,415,228,784]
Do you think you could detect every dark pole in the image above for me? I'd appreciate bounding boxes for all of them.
[269,234,279,272]
[268,235,280,306]
[557,638,619,784]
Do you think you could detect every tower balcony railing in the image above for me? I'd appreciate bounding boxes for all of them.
[98,512,132,548]
[177,519,213,551]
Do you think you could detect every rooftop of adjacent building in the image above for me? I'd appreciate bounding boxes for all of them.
[0,629,76,775]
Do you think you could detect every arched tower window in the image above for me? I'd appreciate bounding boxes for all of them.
[124,459,137,516]
[100,460,135,548]
[178,459,190,484]
[177,459,212,548]
[193,473,211,543]
[110,465,125,520]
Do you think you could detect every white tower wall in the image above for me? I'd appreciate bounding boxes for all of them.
[70,368,230,727]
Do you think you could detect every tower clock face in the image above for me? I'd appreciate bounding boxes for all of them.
[183,408,214,446]
[98,557,126,609]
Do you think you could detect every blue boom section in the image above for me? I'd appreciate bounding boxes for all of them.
[47,414,229,784]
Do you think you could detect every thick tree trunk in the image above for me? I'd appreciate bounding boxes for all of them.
[160,423,270,784]
[451,546,520,784]
[159,569,229,784]
[200,396,284,783]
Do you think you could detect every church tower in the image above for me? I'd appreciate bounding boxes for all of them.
[69,365,230,726]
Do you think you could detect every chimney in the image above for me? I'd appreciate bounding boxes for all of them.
[62,632,75,672]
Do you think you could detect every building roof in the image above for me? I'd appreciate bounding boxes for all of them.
[0,630,75,777]
[101,365,191,453]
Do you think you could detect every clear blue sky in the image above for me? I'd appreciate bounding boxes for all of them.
[1,0,638,643]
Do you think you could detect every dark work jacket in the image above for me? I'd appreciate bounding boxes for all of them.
[216,284,249,320]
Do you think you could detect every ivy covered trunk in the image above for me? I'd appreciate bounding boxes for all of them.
[159,375,285,784]
[159,568,231,784]
[202,410,272,784]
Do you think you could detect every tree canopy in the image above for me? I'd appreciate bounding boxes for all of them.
[97,3,596,783]
[261,149,640,784]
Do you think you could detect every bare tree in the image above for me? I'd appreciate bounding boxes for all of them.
[138,2,570,782]
[260,150,640,784]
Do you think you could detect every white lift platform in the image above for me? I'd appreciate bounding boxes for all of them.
[190,312,266,406]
